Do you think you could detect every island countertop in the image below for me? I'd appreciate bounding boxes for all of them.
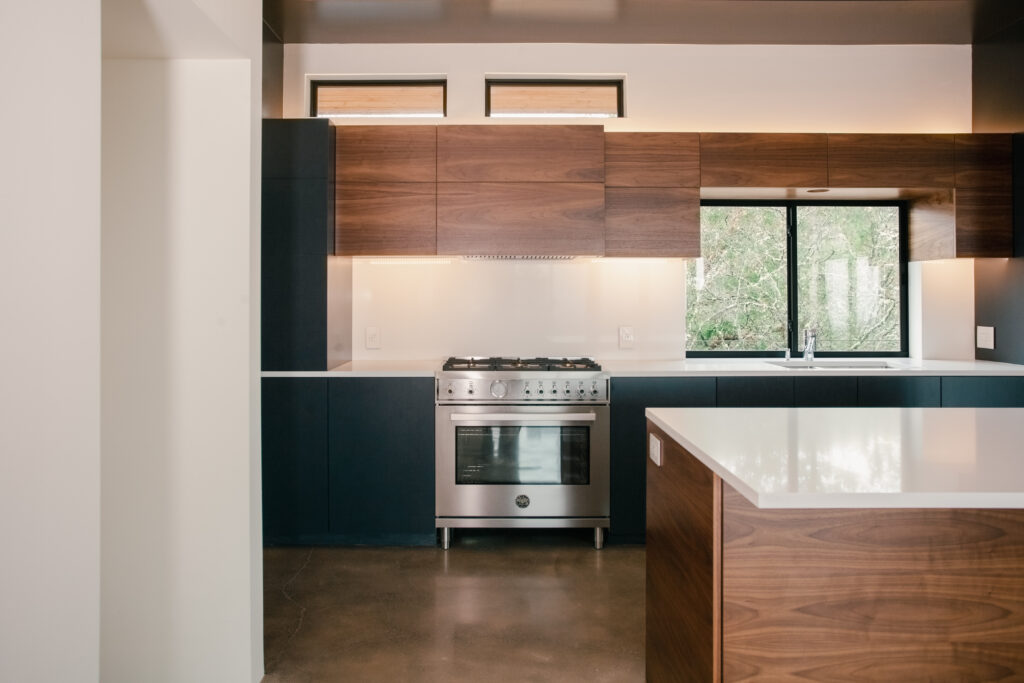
[645,407,1024,509]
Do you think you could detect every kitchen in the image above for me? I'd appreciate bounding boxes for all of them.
[261,2,1024,678]
[7,1,1024,682]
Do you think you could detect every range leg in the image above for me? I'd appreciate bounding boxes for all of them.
[594,527,604,550]
[440,527,451,550]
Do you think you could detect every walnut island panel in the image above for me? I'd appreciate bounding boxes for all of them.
[645,407,1024,682]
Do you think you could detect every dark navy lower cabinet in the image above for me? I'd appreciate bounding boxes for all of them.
[794,376,858,407]
[262,378,330,544]
[328,378,436,545]
[941,376,1024,406]
[609,377,716,543]
[716,376,794,407]
[857,376,941,407]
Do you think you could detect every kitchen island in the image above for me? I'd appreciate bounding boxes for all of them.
[645,407,1024,682]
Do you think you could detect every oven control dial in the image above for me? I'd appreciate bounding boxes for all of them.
[446,383,454,396]
[490,380,508,399]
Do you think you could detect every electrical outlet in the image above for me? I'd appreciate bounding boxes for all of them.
[649,434,662,467]
[619,326,635,349]
[365,326,381,349]
[977,325,995,350]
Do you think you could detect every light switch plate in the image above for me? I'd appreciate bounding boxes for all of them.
[365,326,381,349]
[976,325,995,350]
[649,434,662,467]
[619,326,635,349]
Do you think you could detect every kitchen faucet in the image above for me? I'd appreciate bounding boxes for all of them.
[803,328,817,361]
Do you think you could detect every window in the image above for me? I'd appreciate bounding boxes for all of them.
[686,202,907,356]
[485,79,623,118]
[310,80,446,118]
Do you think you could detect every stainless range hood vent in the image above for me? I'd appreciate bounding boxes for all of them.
[462,255,577,261]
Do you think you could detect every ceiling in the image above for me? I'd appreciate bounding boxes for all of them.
[264,0,1024,46]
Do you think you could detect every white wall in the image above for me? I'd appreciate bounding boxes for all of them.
[286,43,974,359]
[284,43,971,131]
[352,258,685,360]
[101,0,263,681]
[0,3,101,681]
[909,260,976,360]
[101,58,255,682]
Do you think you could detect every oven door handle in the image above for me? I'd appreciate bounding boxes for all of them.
[449,412,597,423]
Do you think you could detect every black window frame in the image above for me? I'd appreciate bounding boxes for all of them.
[484,78,624,118]
[309,79,448,118]
[687,199,909,358]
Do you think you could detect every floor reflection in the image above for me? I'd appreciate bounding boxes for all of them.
[263,530,644,682]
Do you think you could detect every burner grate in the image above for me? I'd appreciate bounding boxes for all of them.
[442,356,601,372]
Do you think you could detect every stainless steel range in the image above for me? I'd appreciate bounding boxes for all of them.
[435,357,610,550]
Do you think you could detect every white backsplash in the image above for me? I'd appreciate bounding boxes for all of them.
[349,257,687,360]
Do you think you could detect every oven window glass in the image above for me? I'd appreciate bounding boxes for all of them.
[455,426,590,485]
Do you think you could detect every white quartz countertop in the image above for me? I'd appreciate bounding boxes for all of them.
[646,407,1024,509]
[262,360,440,377]
[262,357,1024,378]
[604,357,1024,377]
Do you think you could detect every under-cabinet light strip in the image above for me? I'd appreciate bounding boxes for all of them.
[365,257,452,265]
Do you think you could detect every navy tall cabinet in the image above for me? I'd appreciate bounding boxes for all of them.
[262,119,334,544]
[261,121,436,546]
[262,119,334,371]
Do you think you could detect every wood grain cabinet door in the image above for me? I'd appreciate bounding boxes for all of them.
[953,134,1012,257]
[700,133,828,187]
[437,125,605,182]
[605,187,699,257]
[828,133,955,187]
[605,132,699,187]
[335,183,436,255]
[335,126,436,182]
[437,182,605,256]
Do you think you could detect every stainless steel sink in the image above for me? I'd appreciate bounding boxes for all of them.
[767,359,892,370]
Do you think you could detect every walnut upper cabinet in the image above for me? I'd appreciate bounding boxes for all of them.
[437,125,605,182]
[906,134,1012,260]
[827,134,955,187]
[605,133,700,257]
[699,133,828,187]
[953,134,1013,258]
[436,125,606,255]
[334,126,437,255]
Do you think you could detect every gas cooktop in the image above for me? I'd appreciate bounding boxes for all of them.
[442,356,601,372]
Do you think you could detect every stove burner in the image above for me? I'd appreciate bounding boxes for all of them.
[442,356,601,372]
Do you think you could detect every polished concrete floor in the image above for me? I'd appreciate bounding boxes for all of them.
[263,531,645,682]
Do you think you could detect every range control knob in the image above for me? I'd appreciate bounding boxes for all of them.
[446,383,454,396]
[490,380,508,399]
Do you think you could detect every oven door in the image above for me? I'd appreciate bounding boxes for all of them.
[435,404,610,519]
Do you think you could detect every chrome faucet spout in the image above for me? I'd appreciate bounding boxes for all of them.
[803,329,817,361]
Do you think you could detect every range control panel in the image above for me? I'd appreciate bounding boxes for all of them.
[436,373,609,404]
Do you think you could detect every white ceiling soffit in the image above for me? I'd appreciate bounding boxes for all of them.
[264,0,988,45]
[103,0,242,59]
